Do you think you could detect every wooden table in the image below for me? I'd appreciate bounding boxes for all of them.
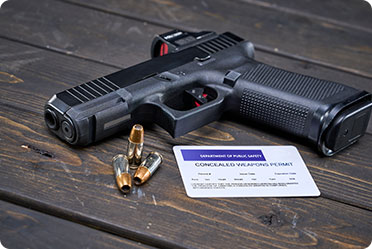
[0,0,371,248]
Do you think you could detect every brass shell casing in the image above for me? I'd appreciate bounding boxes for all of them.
[112,154,132,193]
[133,152,163,185]
[127,124,144,168]
[127,142,144,168]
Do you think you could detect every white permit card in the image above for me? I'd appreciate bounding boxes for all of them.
[173,145,320,198]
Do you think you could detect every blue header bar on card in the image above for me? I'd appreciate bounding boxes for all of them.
[181,149,266,161]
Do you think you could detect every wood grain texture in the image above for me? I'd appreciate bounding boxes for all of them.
[0,39,116,115]
[63,0,372,78]
[0,105,372,248]
[238,0,372,33]
[0,0,168,67]
[0,200,155,249]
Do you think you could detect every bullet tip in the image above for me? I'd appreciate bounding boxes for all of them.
[129,124,144,143]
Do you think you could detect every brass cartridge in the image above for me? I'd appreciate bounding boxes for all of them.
[133,152,163,185]
[112,154,132,194]
[127,124,144,168]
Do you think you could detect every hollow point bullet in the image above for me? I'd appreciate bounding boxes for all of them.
[127,124,144,168]
[133,152,163,185]
[112,154,132,194]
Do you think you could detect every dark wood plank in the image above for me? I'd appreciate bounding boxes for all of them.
[0,39,117,115]
[0,0,168,68]
[239,0,372,33]
[0,200,154,249]
[63,0,372,78]
[0,36,371,210]
[0,104,371,248]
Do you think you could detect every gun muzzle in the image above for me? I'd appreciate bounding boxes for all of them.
[112,154,132,193]
[133,152,162,185]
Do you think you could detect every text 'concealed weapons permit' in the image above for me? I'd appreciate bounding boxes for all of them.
[173,146,320,198]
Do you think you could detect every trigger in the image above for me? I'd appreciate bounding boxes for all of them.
[185,88,208,107]
[194,94,208,107]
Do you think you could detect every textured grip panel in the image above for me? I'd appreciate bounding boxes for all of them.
[241,64,344,100]
[240,90,309,135]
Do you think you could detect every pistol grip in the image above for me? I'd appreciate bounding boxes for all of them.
[233,63,372,155]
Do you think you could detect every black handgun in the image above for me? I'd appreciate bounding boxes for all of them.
[44,30,372,156]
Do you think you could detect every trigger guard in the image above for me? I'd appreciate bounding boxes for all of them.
[134,92,226,138]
